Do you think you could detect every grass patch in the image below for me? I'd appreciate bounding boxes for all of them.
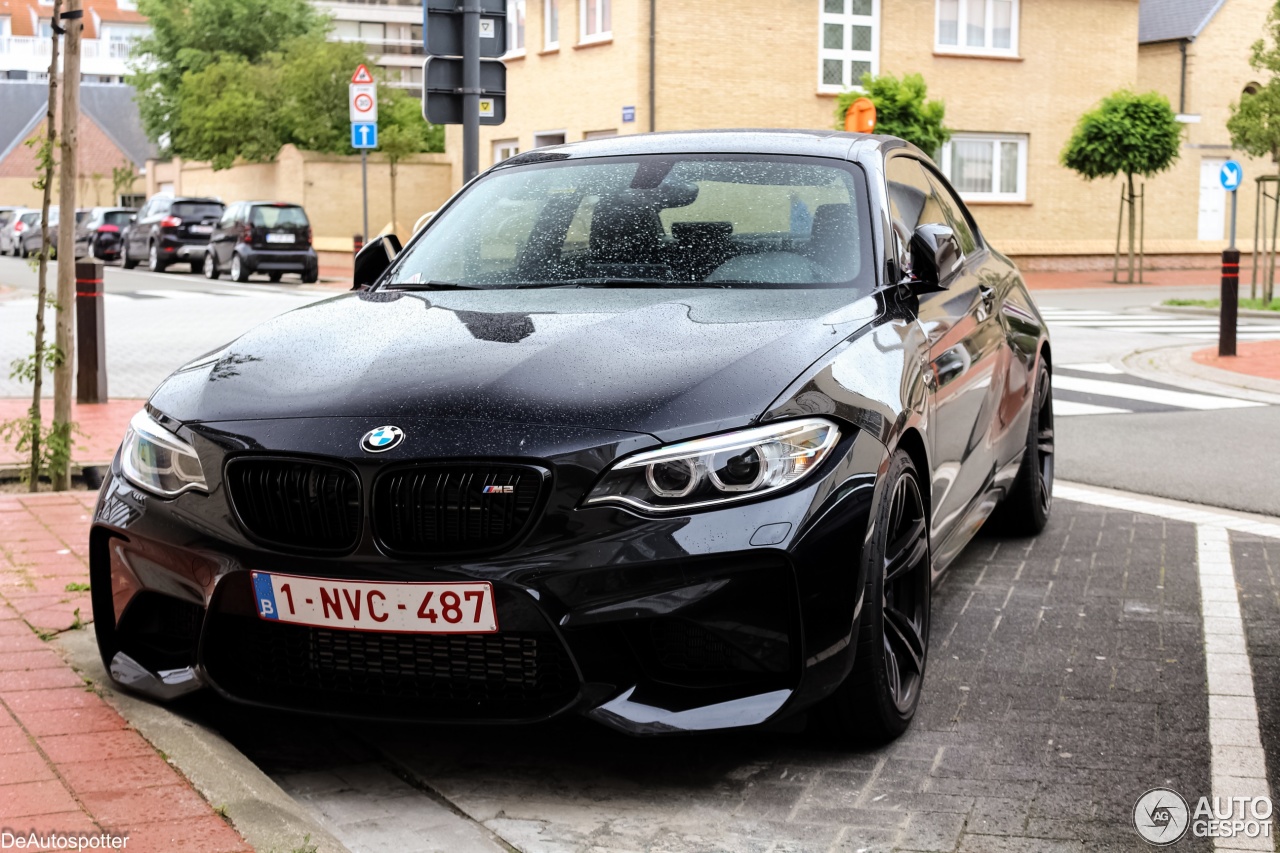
[64,582,90,592]
[1163,297,1280,311]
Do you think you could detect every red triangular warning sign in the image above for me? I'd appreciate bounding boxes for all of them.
[351,64,374,84]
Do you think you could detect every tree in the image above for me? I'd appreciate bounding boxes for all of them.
[174,55,283,169]
[1228,2,1280,302]
[379,92,444,232]
[130,0,322,152]
[833,72,950,155]
[1061,90,1182,283]
[276,35,373,155]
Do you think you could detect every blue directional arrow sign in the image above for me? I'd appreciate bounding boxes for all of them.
[351,122,378,150]
[1220,160,1243,192]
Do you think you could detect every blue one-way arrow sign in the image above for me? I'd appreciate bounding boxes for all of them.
[352,122,378,149]
[1220,160,1243,192]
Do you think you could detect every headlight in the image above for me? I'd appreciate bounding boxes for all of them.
[584,418,840,513]
[120,410,207,497]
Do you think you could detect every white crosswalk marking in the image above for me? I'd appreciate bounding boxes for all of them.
[1039,306,1280,341]
[1053,375,1264,410]
[1054,400,1130,417]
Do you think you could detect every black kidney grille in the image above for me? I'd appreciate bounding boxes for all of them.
[215,617,578,718]
[227,459,360,551]
[373,465,542,554]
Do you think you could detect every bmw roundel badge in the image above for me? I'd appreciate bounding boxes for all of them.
[361,425,404,453]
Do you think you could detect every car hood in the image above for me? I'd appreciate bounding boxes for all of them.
[149,288,880,440]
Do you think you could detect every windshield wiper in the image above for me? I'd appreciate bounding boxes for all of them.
[380,281,481,291]
[516,279,724,289]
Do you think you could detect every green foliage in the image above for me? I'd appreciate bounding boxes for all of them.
[1228,5,1280,163]
[276,36,373,154]
[130,0,321,149]
[381,91,442,164]
[65,582,91,592]
[174,56,282,170]
[1061,90,1182,181]
[111,164,138,202]
[0,414,75,488]
[834,72,950,155]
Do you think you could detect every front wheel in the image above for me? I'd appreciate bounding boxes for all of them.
[993,359,1053,536]
[203,251,220,280]
[817,449,931,744]
[121,239,138,269]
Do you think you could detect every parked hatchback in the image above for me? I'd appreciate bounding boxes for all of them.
[203,201,318,283]
[0,209,36,255]
[14,207,58,258]
[75,207,138,261]
[121,196,224,272]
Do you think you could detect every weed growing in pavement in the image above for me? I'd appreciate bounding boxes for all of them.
[69,607,83,630]
[1,341,79,490]
[65,582,90,592]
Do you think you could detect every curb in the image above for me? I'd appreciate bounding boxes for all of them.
[1120,342,1280,402]
[1154,303,1280,320]
[56,629,351,853]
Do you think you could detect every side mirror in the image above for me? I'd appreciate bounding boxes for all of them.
[908,224,962,290]
[352,234,402,290]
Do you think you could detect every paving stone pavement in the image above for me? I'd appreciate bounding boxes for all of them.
[181,498,1217,852]
[1234,533,1280,808]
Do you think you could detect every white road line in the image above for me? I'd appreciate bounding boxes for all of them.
[1053,400,1131,417]
[1197,526,1274,852]
[1062,363,1126,374]
[1056,481,1277,847]
[1053,375,1264,410]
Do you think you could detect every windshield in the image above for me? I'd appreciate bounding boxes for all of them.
[173,202,224,220]
[103,210,133,226]
[251,205,308,228]
[383,154,874,290]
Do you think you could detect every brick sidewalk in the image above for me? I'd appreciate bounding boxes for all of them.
[0,492,253,853]
[1193,339,1280,382]
[1022,266,1247,290]
[0,399,141,469]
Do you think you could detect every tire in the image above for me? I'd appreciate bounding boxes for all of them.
[121,239,138,269]
[993,359,1054,536]
[148,241,166,273]
[817,449,931,744]
[268,272,282,283]
[301,267,318,284]
[230,254,250,283]
[203,251,220,280]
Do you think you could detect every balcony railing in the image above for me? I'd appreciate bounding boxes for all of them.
[0,35,134,75]
[333,36,423,56]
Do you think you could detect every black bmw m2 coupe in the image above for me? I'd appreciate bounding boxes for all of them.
[91,131,1052,743]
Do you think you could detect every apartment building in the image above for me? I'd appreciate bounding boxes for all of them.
[314,0,425,93]
[0,0,147,82]
[449,0,1277,265]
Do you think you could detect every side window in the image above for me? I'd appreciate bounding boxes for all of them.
[238,205,252,225]
[136,200,151,219]
[152,198,170,217]
[924,171,979,255]
[218,204,237,228]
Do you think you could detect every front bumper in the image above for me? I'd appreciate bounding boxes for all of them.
[90,417,888,734]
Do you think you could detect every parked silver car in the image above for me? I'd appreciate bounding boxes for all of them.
[1,209,39,256]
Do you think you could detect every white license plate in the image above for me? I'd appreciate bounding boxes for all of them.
[189,225,212,234]
[266,232,295,243]
[250,571,498,633]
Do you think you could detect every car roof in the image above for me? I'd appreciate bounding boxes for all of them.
[242,200,304,207]
[498,129,916,168]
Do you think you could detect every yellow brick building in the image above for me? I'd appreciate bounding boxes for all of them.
[444,0,1274,267]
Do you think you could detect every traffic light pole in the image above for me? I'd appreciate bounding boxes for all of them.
[462,1,480,183]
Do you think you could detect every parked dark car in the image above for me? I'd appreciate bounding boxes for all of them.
[75,207,138,261]
[90,131,1053,743]
[121,196,224,272]
[203,201,319,283]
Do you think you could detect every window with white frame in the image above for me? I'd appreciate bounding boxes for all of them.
[507,0,526,54]
[580,0,610,42]
[936,0,1018,56]
[493,139,520,165]
[818,0,879,93]
[544,0,559,48]
[941,133,1027,201]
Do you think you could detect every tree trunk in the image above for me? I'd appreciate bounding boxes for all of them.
[53,0,82,491]
[1126,172,1137,284]
[1271,163,1280,304]
[29,0,62,491]
[390,160,398,236]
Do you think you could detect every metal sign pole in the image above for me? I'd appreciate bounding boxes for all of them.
[362,149,369,241]
[1219,161,1242,358]
[463,1,480,182]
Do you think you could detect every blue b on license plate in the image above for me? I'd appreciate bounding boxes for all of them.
[250,571,498,633]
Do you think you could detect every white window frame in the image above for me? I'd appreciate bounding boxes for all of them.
[544,0,559,49]
[533,130,567,148]
[506,0,526,57]
[935,0,1019,57]
[817,0,880,94]
[941,133,1028,202]
[493,139,521,165]
[579,0,610,43]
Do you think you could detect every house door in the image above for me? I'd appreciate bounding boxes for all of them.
[1199,158,1226,241]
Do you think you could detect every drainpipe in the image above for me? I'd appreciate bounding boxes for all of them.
[1179,38,1188,114]
[649,0,656,132]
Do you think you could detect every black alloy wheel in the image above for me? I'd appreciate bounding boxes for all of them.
[994,358,1053,535]
[819,449,931,743]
